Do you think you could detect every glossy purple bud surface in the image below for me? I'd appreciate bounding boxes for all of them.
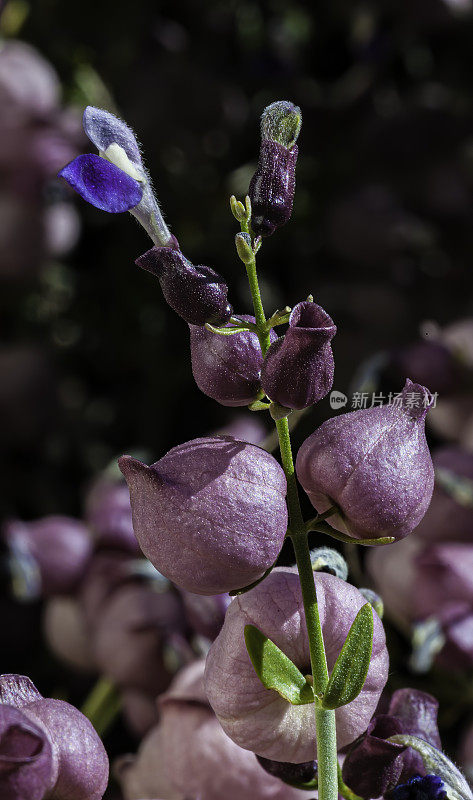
[205,568,388,762]
[136,246,232,326]
[342,688,441,799]
[117,660,306,800]
[119,435,287,595]
[261,301,336,410]
[189,316,276,406]
[59,154,143,213]
[0,704,54,800]
[4,516,93,597]
[249,140,298,237]
[296,379,435,541]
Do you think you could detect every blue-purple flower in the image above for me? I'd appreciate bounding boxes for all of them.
[59,106,175,246]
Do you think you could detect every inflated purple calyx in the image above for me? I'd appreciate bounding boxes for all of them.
[118,435,288,595]
[136,246,232,326]
[189,315,276,406]
[0,704,54,800]
[261,300,336,409]
[249,140,298,237]
[204,568,388,762]
[295,379,435,541]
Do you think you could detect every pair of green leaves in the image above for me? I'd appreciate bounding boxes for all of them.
[244,603,374,710]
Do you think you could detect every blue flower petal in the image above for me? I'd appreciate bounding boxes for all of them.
[83,106,142,166]
[59,154,143,213]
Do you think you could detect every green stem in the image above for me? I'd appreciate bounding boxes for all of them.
[243,233,339,800]
[81,677,121,737]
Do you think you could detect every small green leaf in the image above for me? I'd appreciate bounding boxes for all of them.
[322,603,373,710]
[388,736,473,800]
[244,625,314,705]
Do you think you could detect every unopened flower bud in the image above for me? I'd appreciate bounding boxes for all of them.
[119,436,288,595]
[189,315,276,406]
[256,754,317,785]
[261,301,336,410]
[249,101,301,237]
[136,246,232,326]
[310,546,348,581]
[235,232,254,264]
[230,195,247,222]
[296,380,435,541]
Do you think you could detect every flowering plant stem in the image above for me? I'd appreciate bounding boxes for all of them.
[243,233,339,800]
[81,677,121,738]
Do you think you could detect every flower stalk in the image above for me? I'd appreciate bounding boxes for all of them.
[240,208,339,800]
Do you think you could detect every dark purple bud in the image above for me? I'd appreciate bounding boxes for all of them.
[256,754,317,784]
[249,140,298,237]
[3,516,93,598]
[189,316,276,406]
[136,246,232,326]
[261,301,336,410]
[91,583,186,694]
[85,476,140,554]
[118,435,288,595]
[388,774,447,800]
[342,688,441,798]
[0,704,54,800]
[179,590,231,640]
[59,154,143,213]
[296,379,435,541]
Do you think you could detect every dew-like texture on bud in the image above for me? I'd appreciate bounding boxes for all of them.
[0,675,42,708]
[249,140,298,237]
[91,583,186,694]
[136,246,232,326]
[118,660,307,800]
[4,516,93,597]
[296,380,435,541]
[189,316,276,406]
[119,436,288,595]
[23,698,108,800]
[342,688,441,799]
[0,704,54,800]
[85,477,139,554]
[204,568,388,762]
[414,447,473,543]
[261,301,336,410]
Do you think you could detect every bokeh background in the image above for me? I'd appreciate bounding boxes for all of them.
[3,0,473,790]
